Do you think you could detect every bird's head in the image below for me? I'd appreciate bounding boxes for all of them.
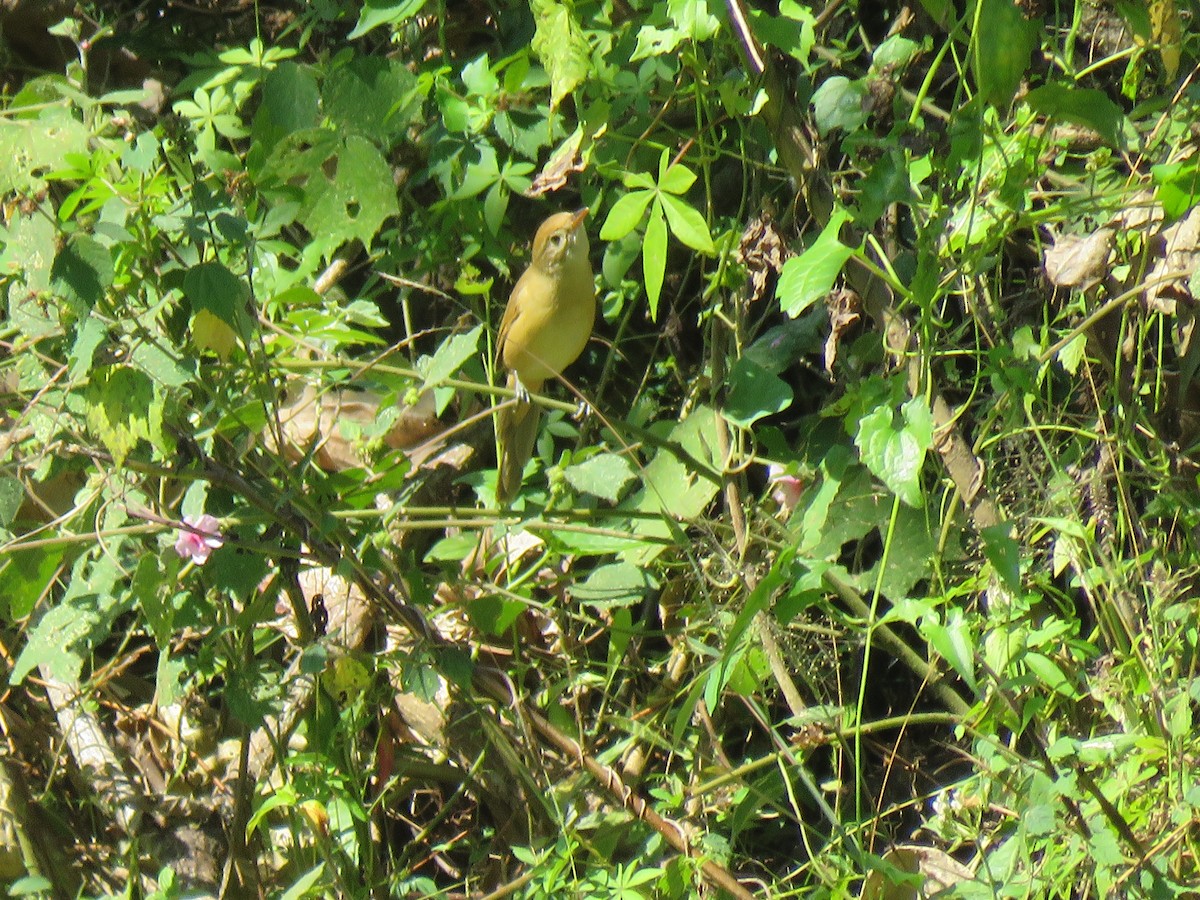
[531,207,590,275]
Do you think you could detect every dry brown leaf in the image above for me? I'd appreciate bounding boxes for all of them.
[1043,228,1113,289]
[825,287,862,373]
[527,123,605,197]
[266,384,441,472]
[860,844,973,899]
[737,213,789,303]
[1145,205,1200,315]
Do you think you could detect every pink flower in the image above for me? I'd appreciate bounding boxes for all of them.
[767,464,804,513]
[174,514,224,565]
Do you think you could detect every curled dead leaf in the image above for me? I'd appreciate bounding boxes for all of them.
[266,384,441,472]
[1043,228,1113,289]
[825,287,862,373]
[1145,205,1200,315]
[860,844,973,899]
[737,213,789,303]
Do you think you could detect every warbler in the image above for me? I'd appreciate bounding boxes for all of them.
[494,208,595,502]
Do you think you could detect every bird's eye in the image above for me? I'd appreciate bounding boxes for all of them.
[550,233,566,247]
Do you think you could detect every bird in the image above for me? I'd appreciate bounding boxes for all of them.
[494,208,595,503]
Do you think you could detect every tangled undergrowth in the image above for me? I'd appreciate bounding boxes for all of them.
[2,0,1200,897]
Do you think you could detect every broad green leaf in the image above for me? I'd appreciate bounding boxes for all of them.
[530,0,592,110]
[258,62,320,137]
[722,357,793,427]
[659,193,716,254]
[600,190,655,241]
[643,200,668,319]
[1025,84,1126,149]
[323,56,421,142]
[51,235,112,318]
[751,1,815,64]
[12,552,128,686]
[1025,651,1076,697]
[668,0,720,40]
[1151,160,1200,220]
[0,477,22,527]
[348,0,427,39]
[184,261,247,356]
[776,208,855,317]
[574,562,659,609]
[980,523,1021,593]
[419,325,481,386]
[0,107,89,195]
[133,554,173,649]
[921,608,978,693]
[303,134,400,255]
[483,181,508,236]
[69,314,107,381]
[85,366,157,465]
[971,0,1038,109]
[0,546,65,621]
[811,75,869,135]
[659,163,697,195]
[632,25,686,61]
[854,396,933,508]
[658,155,696,195]
[563,452,636,502]
[466,593,526,635]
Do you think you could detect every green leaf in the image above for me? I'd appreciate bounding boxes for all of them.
[658,161,697,196]
[643,200,668,319]
[304,134,400,255]
[68,314,107,381]
[133,554,173,649]
[776,209,855,317]
[980,523,1021,593]
[811,76,869,135]
[12,553,127,685]
[563,452,636,502]
[722,357,793,427]
[530,0,592,110]
[1025,84,1126,149]
[920,608,978,693]
[0,546,64,621]
[85,366,157,465]
[573,562,658,609]
[971,0,1038,109]
[600,189,655,241]
[419,325,481,387]
[348,0,427,39]
[257,62,320,137]
[632,25,686,61]
[325,58,422,142]
[0,477,22,527]
[1151,160,1200,220]
[0,107,89,195]
[51,235,112,318]
[658,193,716,254]
[854,397,933,508]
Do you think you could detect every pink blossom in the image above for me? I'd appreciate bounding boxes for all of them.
[174,514,224,565]
[767,464,804,513]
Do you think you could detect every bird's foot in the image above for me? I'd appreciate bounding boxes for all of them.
[572,400,592,421]
[513,378,531,405]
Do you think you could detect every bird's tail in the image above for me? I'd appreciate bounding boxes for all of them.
[496,374,541,503]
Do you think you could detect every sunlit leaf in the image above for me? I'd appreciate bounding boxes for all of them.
[659,193,715,254]
[776,208,855,317]
[600,189,654,241]
[643,200,668,319]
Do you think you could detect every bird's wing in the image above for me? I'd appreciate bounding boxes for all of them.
[495,273,529,368]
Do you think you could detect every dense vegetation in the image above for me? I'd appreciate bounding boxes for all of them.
[2,0,1199,896]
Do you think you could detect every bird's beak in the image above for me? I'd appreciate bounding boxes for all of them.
[569,207,589,230]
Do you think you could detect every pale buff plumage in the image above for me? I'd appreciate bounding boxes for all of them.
[495,209,594,502]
